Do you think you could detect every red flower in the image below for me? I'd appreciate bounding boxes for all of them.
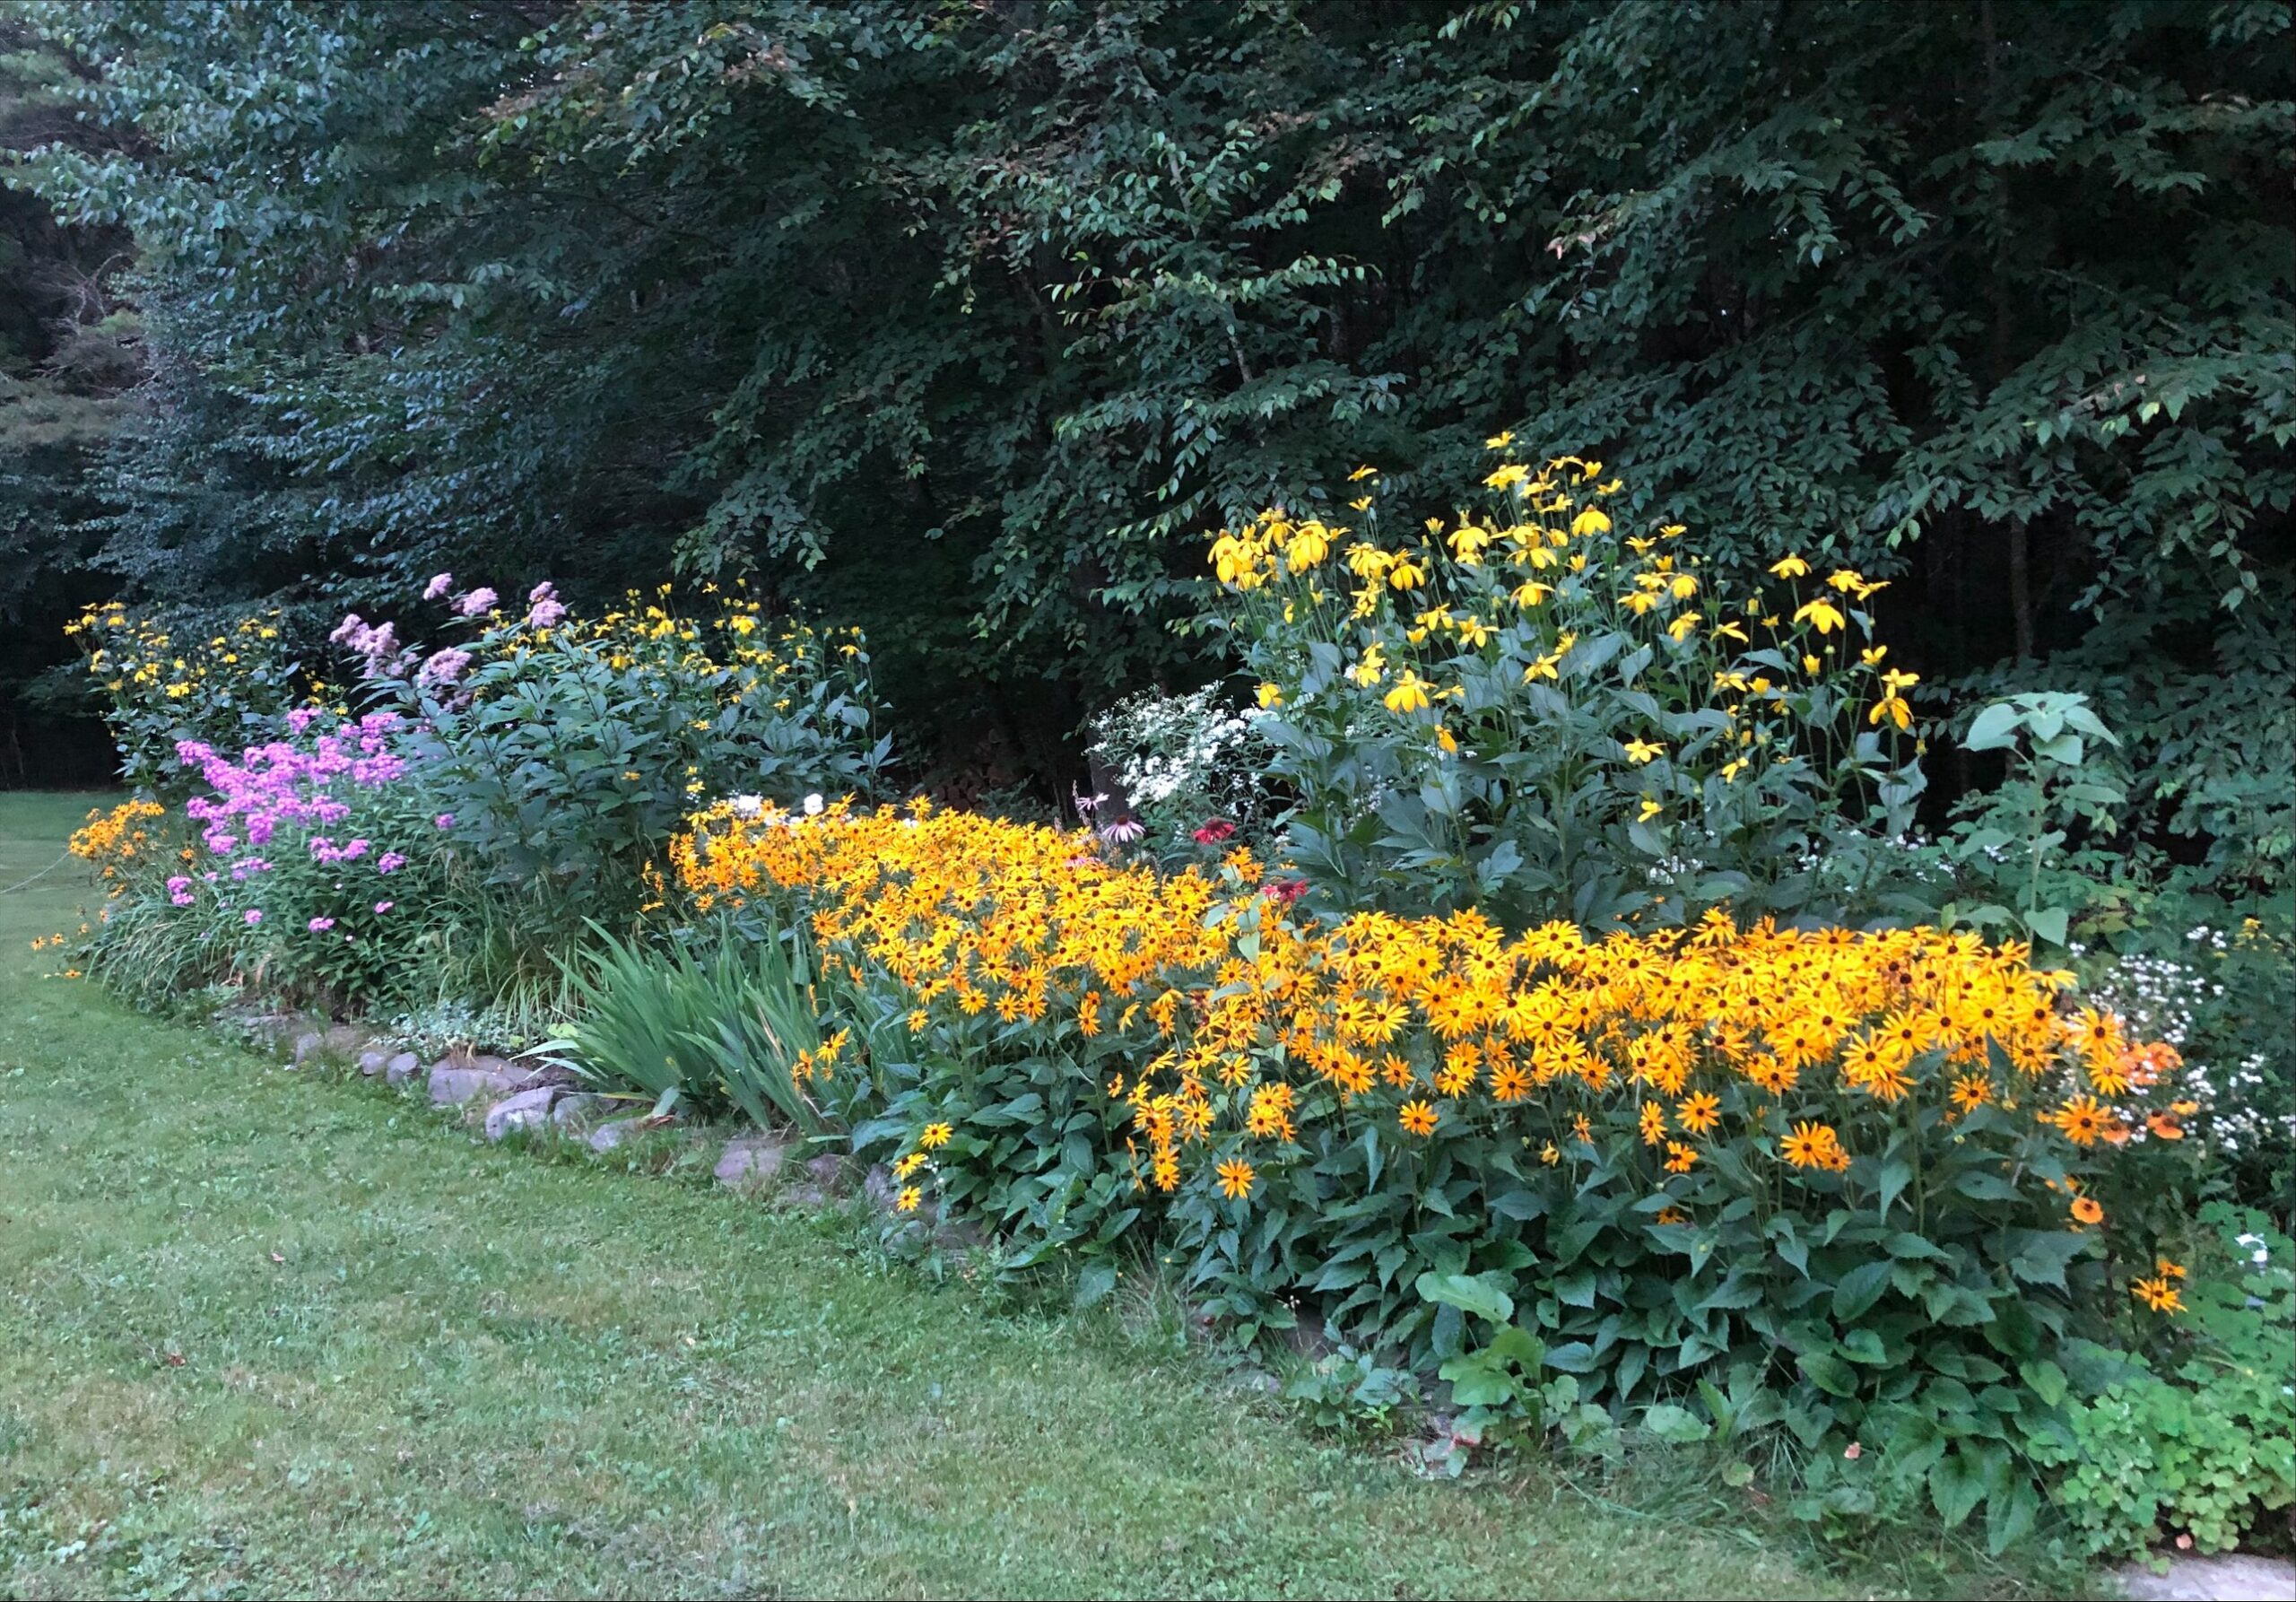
[1262,878,1307,904]
[1191,818,1237,845]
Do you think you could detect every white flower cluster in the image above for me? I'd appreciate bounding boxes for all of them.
[1087,685,1283,847]
[2086,935,2292,1158]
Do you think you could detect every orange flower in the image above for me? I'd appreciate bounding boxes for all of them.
[1216,1158,1256,1200]
[2070,1196,2103,1226]
[1399,1099,1439,1137]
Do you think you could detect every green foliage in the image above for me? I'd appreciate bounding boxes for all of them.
[1211,463,1928,929]
[1942,692,2129,949]
[546,926,828,1134]
[71,603,326,793]
[0,15,135,785]
[368,585,889,929]
[8,0,2287,850]
[2033,1207,2296,1558]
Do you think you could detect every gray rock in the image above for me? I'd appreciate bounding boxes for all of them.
[549,1093,608,1128]
[358,1049,390,1077]
[714,1136,790,1189]
[862,1162,899,1215]
[384,1051,421,1086]
[291,1031,326,1067]
[429,1063,522,1107]
[587,1117,648,1154]
[324,1023,367,1056]
[2116,1554,2296,1601]
[511,1059,577,1091]
[483,1085,560,1142]
[804,1153,847,1192]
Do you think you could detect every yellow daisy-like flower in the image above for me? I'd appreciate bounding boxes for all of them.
[896,1185,923,1214]
[1622,738,1663,764]
[918,1121,954,1149]
[1793,597,1847,635]
[1216,1158,1255,1200]
[1398,1099,1439,1137]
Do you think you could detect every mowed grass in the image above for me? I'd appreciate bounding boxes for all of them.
[0,792,1841,1600]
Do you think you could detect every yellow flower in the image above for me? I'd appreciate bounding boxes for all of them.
[1770,555,1810,578]
[1570,508,1612,536]
[1384,672,1433,716]
[1483,430,1514,449]
[1216,1158,1256,1200]
[2070,1195,2103,1225]
[1793,597,1847,635]
[1484,463,1530,491]
[1348,464,1378,482]
[1666,611,1700,642]
[1622,738,1663,764]
[1399,1099,1439,1137]
[1284,523,1332,571]
[2132,1276,2183,1315]
[1638,797,1663,822]
[1256,681,1284,710]
[896,1185,923,1214]
[919,1121,954,1149]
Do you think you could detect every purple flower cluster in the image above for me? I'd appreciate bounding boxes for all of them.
[526,581,567,630]
[328,614,409,677]
[170,712,422,936]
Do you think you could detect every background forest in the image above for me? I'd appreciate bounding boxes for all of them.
[3,0,2290,877]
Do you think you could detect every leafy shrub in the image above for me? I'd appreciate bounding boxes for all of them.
[2034,1206,2295,1559]
[674,798,2207,1533]
[1084,684,1283,859]
[69,603,326,793]
[2080,917,2296,1216]
[1205,455,1928,929]
[546,924,832,1133]
[67,711,485,1012]
[353,578,890,928]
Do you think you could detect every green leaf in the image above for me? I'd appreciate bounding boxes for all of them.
[1643,1403,1713,1445]
[1930,1449,1985,1528]
[1831,1259,1894,1322]
[2016,1358,2066,1407]
[1798,1351,1858,1397]
[1986,1476,2039,1555]
[1961,702,2023,752]
[1839,1328,1888,1364]
[1414,1271,1515,1324]
[1074,1262,1118,1309]
[1552,1268,1597,1309]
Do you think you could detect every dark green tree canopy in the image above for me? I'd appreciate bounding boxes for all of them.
[6,0,2291,880]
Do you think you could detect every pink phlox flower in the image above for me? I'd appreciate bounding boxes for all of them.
[457,588,498,617]
[423,572,455,600]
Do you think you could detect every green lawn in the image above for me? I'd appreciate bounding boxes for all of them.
[0,791,1845,1599]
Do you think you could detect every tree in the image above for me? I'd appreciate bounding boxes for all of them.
[8,0,2289,887]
